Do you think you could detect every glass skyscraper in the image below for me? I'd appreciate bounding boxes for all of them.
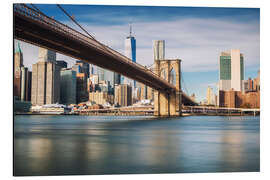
[123,24,136,87]
[219,49,244,92]
[153,40,165,60]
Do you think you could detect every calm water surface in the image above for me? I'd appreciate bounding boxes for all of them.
[14,115,260,176]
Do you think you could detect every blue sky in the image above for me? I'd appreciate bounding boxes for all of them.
[15,4,260,102]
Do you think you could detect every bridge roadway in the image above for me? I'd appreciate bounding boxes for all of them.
[14,4,196,105]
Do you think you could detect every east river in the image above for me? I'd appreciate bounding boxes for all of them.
[14,115,260,176]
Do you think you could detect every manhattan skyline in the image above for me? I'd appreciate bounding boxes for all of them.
[14,4,260,102]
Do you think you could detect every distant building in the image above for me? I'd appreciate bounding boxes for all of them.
[219,49,244,92]
[206,86,215,105]
[56,60,67,69]
[114,84,132,107]
[153,40,165,60]
[76,73,88,103]
[89,91,114,105]
[114,72,121,85]
[90,74,99,85]
[60,68,76,105]
[38,47,56,63]
[190,93,196,102]
[96,67,114,88]
[123,24,136,88]
[20,67,31,101]
[14,43,23,98]
[242,71,260,93]
[219,90,260,108]
[76,60,90,78]
[14,43,31,101]
[31,48,60,105]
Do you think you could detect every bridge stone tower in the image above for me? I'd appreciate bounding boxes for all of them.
[154,59,182,116]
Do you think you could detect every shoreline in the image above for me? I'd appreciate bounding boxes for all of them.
[14,112,260,117]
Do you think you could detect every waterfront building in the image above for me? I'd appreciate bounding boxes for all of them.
[31,47,60,105]
[30,103,70,115]
[60,68,76,105]
[14,96,32,113]
[114,84,132,107]
[219,49,244,91]
[89,91,114,105]
[14,43,23,98]
[219,90,260,108]
[153,40,165,60]
[76,72,88,103]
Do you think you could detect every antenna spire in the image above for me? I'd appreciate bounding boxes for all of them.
[129,23,132,37]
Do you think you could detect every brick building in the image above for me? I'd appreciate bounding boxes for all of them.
[219,90,260,108]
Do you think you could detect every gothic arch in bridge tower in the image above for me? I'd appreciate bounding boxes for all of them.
[169,68,176,85]
[154,59,182,116]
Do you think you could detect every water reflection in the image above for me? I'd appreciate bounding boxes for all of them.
[14,115,260,175]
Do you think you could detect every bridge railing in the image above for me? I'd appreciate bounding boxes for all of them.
[14,4,173,87]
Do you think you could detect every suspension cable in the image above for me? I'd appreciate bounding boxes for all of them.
[181,72,189,95]
[56,4,125,61]
[29,3,46,16]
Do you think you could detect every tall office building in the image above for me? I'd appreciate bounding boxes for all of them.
[20,67,32,101]
[97,67,105,82]
[114,84,132,107]
[114,72,121,86]
[38,47,56,63]
[14,43,23,98]
[153,40,165,60]
[219,49,244,92]
[123,24,136,87]
[206,86,215,105]
[60,68,76,105]
[89,64,94,75]
[97,66,114,88]
[31,47,60,105]
[76,73,88,103]
[76,60,90,78]
[14,42,32,101]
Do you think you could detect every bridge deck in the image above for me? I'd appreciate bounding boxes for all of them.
[14,4,197,105]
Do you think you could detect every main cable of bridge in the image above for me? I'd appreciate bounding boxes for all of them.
[17,4,172,91]
[56,4,138,65]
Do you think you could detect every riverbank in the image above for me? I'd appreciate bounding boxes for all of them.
[14,112,260,116]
